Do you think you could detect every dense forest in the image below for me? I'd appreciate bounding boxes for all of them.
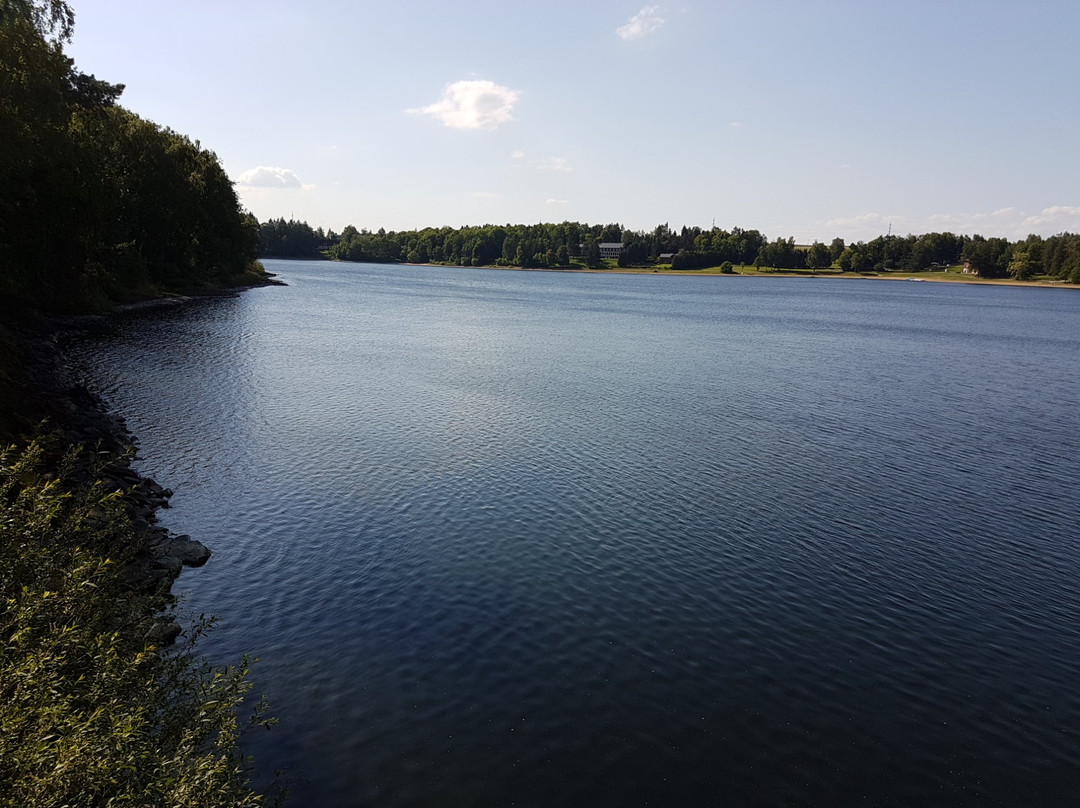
[256,217,336,259]
[1,3,272,805]
[0,0,265,316]
[262,218,1080,283]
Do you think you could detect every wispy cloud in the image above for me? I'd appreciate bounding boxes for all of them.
[821,205,1080,241]
[546,198,571,206]
[1021,205,1080,230]
[617,5,665,41]
[236,166,303,188]
[408,80,520,130]
[512,151,573,172]
[827,212,897,229]
[926,207,1018,231]
[536,156,573,173]
[729,121,743,129]
[941,205,1080,236]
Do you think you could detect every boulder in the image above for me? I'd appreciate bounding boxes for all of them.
[159,534,211,567]
[146,619,182,646]
[153,555,183,576]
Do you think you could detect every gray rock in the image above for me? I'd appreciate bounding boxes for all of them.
[146,526,169,547]
[153,555,183,576]
[146,620,182,646]
[124,563,174,593]
[160,535,212,567]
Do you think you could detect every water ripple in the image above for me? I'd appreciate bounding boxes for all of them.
[65,263,1080,807]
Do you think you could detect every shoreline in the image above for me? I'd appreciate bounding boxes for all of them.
[22,319,210,642]
[7,285,282,642]
[1,288,278,803]
[112,270,288,312]
[363,260,1080,290]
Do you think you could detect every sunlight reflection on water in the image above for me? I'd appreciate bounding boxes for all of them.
[68,262,1080,807]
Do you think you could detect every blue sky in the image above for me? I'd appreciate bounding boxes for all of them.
[67,0,1080,242]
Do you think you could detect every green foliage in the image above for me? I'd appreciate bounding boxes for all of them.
[299,198,1078,289]
[1007,248,1033,281]
[828,237,846,262]
[0,438,272,807]
[585,239,602,269]
[1040,233,1080,281]
[616,235,648,267]
[0,2,258,312]
[662,228,767,271]
[310,217,1080,286]
[805,241,831,269]
[960,235,1010,278]
[756,237,802,269]
[669,250,700,270]
[258,218,326,259]
[0,0,73,43]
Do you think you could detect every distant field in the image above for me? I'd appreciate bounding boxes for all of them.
[590,264,1074,287]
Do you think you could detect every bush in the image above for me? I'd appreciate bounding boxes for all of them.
[0,438,273,807]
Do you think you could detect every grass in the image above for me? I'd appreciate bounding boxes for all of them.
[357,256,1077,288]
[599,263,1075,287]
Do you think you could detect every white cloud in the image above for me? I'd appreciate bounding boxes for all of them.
[536,156,573,173]
[729,121,743,129]
[236,166,303,188]
[1021,206,1080,231]
[925,208,1015,232]
[617,5,665,41]
[827,212,892,228]
[1040,205,1080,217]
[510,150,526,160]
[925,213,964,227]
[408,80,520,130]
[545,198,571,206]
[823,205,1080,241]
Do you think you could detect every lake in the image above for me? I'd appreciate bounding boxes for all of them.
[68,261,1080,806]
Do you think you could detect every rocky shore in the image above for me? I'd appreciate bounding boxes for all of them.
[4,277,286,645]
[14,315,217,645]
[63,384,210,644]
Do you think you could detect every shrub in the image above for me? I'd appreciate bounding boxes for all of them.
[0,438,273,807]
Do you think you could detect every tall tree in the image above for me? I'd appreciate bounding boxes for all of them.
[806,241,831,269]
[586,239,602,268]
[1007,248,1033,281]
[1,0,258,312]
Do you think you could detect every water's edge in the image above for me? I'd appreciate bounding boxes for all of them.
[64,263,1080,807]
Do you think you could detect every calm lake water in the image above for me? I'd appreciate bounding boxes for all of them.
[69,261,1080,807]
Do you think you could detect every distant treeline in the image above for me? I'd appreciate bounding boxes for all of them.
[259,218,1080,282]
[256,217,336,259]
[0,1,261,315]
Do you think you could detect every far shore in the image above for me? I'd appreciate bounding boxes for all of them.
[374,260,1080,290]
